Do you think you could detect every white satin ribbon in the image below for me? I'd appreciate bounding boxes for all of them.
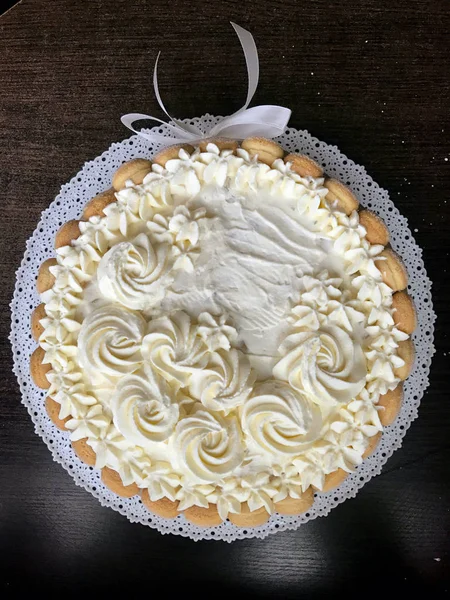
[121,22,291,145]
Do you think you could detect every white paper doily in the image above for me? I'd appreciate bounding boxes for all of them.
[10,116,436,542]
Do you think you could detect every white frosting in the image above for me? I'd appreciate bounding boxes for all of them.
[174,403,244,482]
[160,180,331,357]
[189,349,254,413]
[242,380,322,456]
[38,143,409,516]
[112,364,179,444]
[273,325,367,407]
[142,461,181,501]
[147,205,205,273]
[141,311,208,388]
[97,233,173,310]
[86,424,131,470]
[78,304,145,382]
[197,312,238,351]
[66,404,110,441]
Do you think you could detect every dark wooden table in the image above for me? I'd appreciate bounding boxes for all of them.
[1,0,449,596]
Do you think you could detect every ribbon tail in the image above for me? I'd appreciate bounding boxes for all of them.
[230,22,259,114]
[121,113,202,144]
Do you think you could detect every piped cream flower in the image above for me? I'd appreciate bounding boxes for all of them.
[197,313,238,352]
[66,404,110,441]
[176,481,216,511]
[142,461,181,502]
[87,424,132,470]
[53,382,97,420]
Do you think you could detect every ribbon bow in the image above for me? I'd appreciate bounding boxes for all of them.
[121,22,291,145]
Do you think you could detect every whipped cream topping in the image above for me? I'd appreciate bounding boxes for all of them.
[242,380,322,455]
[38,143,409,516]
[78,304,145,383]
[274,325,367,407]
[174,403,244,482]
[97,233,174,310]
[160,178,331,357]
[189,349,254,413]
[112,364,180,444]
[141,311,208,388]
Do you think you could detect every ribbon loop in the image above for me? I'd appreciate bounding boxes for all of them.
[121,23,291,145]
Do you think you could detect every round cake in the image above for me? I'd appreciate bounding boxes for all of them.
[30,137,416,527]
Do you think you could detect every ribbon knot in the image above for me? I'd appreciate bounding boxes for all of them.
[121,23,291,145]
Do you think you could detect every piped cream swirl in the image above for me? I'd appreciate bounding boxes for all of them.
[78,304,145,381]
[174,404,244,482]
[97,232,173,310]
[141,311,208,389]
[273,325,367,406]
[242,380,322,455]
[112,364,179,444]
[189,349,254,413]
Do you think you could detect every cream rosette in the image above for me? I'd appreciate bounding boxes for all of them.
[141,311,208,389]
[111,363,180,444]
[174,403,244,482]
[97,232,173,310]
[78,304,145,382]
[189,348,254,413]
[274,324,367,407]
[241,380,322,456]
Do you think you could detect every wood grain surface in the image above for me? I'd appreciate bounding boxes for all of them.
[1,0,449,597]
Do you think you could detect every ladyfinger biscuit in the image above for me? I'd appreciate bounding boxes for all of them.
[101,467,139,498]
[229,502,270,527]
[375,249,408,291]
[362,431,382,458]
[55,220,81,249]
[112,158,152,191]
[152,144,194,167]
[275,487,314,515]
[394,338,415,380]
[321,468,348,492]
[359,210,390,246]
[284,153,324,178]
[45,396,69,431]
[141,489,180,518]
[31,303,47,340]
[198,138,239,152]
[392,291,417,334]
[324,179,359,215]
[36,258,57,294]
[30,346,51,389]
[71,438,96,466]
[183,503,223,527]
[241,137,284,166]
[377,384,404,426]
[83,188,116,220]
